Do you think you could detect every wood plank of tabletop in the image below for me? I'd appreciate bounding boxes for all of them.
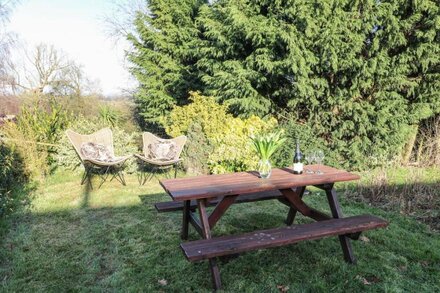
[160,165,360,202]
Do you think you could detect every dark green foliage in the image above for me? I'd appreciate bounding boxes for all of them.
[197,0,440,168]
[273,118,337,168]
[130,0,439,168]
[198,0,439,117]
[0,143,31,219]
[182,122,213,174]
[127,0,207,130]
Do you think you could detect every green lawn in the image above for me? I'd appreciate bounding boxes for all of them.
[1,170,439,292]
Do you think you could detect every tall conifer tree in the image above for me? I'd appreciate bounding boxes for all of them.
[129,0,439,166]
[196,0,439,164]
[127,0,207,130]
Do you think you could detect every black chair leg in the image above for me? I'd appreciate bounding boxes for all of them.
[117,171,126,186]
[98,167,111,189]
[81,166,94,189]
[105,163,127,187]
[165,168,172,179]
[140,167,156,185]
[145,172,154,184]
[137,163,179,184]
[81,167,90,185]
[137,171,144,185]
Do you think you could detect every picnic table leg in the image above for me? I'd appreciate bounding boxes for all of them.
[208,195,238,229]
[280,188,330,222]
[323,184,356,264]
[181,200,190,240]
[285,186,306,225]
[197,199,222,290]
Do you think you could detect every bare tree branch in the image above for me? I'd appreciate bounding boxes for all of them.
[6,42,100,96]
[0,0,20,94]
[102,0,148,42]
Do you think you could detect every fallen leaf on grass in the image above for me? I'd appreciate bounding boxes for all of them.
[158,279,168,286]
[398,265,407,271]
[357,276,371,285]
[277,284,289,292]
[356,275,381,285]
[367,276,381,284]
[359,236,370,242]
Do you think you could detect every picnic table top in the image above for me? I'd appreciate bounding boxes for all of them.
[160,165,360,201]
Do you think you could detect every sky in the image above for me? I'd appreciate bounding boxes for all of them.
[7,0,136,96]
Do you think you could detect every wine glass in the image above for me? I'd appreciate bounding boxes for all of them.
[315,150,324,174]
[304,151,315,174]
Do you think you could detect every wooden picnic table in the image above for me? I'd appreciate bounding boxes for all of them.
[158,165,388,290]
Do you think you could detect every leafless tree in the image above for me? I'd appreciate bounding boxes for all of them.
[9,43,99,96]
[0,0,19,94]
[0,1,101,97]
[0,0,19,22]
[26,44,71,93]
[53,61,101,96]
[103,0,148,42]
[101,0,144,95]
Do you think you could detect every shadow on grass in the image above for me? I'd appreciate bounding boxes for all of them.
[343,182,440,231]
[1,181,440,292]
[138,193,170,205]
[0,143,36,237]
[3,197,439,292]
[80,176,92,209]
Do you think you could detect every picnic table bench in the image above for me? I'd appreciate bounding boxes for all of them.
[158,165,388,290]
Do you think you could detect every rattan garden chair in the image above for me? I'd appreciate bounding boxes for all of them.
[66,128,131,188]
[134,132,186,185]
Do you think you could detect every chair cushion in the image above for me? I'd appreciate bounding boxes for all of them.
[81,142,115,162]
[147,141,177,161]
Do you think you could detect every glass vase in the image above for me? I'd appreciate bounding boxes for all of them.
[257,159,272,179]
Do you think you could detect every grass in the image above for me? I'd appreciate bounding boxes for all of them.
[0,169,439,292]
[341,166,440,231]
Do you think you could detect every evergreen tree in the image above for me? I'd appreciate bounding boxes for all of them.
[196,0,439,166]
[129,0,439,167]
[127,0,207,130]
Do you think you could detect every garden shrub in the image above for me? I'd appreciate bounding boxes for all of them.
[56,116,139,174]
[164,91,231,139]
[57,95,102,118]
[273,115,402,171]
[1,97,70,177]
[130,0,439,170]
[209,115,277,174]
[99,105,121,128]
[17,98,69,146]
[0,142,32,219]
[182,122,213,175]
[1,123,48,179]
[162,92,278,173]
[271,119,330,169]
[56,95,139,134]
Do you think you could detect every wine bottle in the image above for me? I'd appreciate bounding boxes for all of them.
[293,139,303,174]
